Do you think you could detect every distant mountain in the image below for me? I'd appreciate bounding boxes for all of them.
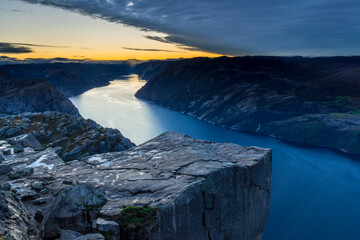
[136,56,360,155]
[0,73,80,116]
[134,60,172,80]
[0,61,170,97]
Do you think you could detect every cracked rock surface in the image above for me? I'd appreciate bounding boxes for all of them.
[0,112,135,161]
[0,131,272,240]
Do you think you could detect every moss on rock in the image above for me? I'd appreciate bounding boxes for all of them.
[118,206,157,230]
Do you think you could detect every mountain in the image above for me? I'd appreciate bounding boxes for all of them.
[0,73,80,116]
[136,56,360,155]
[0,61,170,97]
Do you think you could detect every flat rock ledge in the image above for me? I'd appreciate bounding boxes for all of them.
[0,131,272,240]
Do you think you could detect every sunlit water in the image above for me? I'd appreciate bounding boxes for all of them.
[71,74,360,240]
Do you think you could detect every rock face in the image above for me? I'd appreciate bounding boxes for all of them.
[260,114,360,154]
[0,131,271,240]
[0,76,80,116]
[0,190,37,240]
[136,56,360,155]
[41,185,107,238]
[0,112,135,161]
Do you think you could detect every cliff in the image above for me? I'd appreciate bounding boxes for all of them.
[136,56,360,155]
[0,131,272,240]
[0,76,80,116]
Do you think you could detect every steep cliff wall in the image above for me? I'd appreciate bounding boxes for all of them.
[0,131,272,240]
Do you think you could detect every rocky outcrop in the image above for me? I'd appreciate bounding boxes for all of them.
[0,77,80,116]
[0,190,37,240]
[41,185,107,238]
[259,113,360,154]
[136,56,360,155]
[0,131,272,240]
[0,112,134,161]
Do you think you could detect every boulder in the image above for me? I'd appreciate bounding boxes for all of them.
[31,182,45,191]
[7,134,44,150]
[93,218,120,234]
[1,182,11,191]
[0,164,12,175]
[41,185,107,239]
[2,148,11,155]
[13,143,24,153]
[59,230,82,239]
[8,167,34,179]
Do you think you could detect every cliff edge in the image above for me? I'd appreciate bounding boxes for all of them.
[0,131,272,240]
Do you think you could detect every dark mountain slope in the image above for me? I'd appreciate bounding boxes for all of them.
[136,56,360,155]
[0,61,170,97]
[0,73,80,116]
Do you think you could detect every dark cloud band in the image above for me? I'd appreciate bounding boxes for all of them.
[20,0,360,56]
[0,43,33,54]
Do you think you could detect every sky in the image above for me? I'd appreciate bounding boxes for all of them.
[1,0,360,62]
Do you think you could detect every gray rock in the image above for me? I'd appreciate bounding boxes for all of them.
[0,112,135,161]
[0,132,271,240]
[0,190,36,240]
[13,143,24,153]
[2,148,11,155]
[93,218,120,234]
[31,182,44,191]
[39,188,49,194]
[8,167,34,179]
[0,164,12,175]
[18,189,38,200]
[59,229,82,240]
[7,134,44,150]
[34,209,44,222]
[41,185,107,239]
[32,197,50,204]
[1,182,11,191]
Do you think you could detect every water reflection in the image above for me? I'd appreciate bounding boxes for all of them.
[71,75,360,240]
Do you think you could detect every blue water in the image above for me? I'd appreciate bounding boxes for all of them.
[71,75,360,240]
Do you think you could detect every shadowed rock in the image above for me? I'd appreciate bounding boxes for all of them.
[41,185,107,239]
[0,190,36,240]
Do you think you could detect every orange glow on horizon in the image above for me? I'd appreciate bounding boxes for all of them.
[0,0,225,62]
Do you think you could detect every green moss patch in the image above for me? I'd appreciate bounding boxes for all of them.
[118,206,157,230]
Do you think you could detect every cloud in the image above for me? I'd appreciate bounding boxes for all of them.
[123,47,183,53]
[0,43,33,54]
[10,42,70,48]
[16,0,360,55]
[0,42,74,55]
